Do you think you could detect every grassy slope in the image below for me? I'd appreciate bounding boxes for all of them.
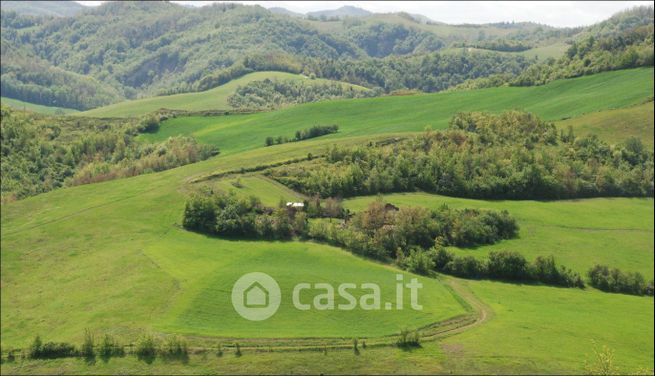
[0,97,79,115]
[344,193,654,276]
[78,72,368,118]
[441,279,654,374]
[1,278,652,375]
[2,70,654,373]
[556,101,654,149]
[0,138,465,347]
[211,175,307,207]
[142,67,654,156]
[447,41,569,60]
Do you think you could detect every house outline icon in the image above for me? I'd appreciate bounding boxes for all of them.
[243,281,269,308]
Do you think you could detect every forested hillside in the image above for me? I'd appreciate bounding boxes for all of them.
[456,6,654,90]
[0,2,602,111]
[0,3,652,111]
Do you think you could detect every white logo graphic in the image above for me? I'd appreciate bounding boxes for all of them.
[231,272,281,321]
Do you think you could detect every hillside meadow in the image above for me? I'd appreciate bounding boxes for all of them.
[141,67,654,156]
[556,101,654,149]
[2,66,653,374]
[344,193,654,277]
[0,96,79,115]
[78,72,368,118]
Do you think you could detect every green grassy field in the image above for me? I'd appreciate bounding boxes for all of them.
[2,69,653,374]
[556,101,654,149]
[0,97,79,115]
[141,67,654,156]
[447,42,569,60]
[344,193,654,277]
[0,139,467,348]
[78,72,368,118]
[516,41,569,60]
[211,175,306,207]
[2,278,652,375]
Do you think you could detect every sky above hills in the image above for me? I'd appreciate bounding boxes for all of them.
[73,1,654,27]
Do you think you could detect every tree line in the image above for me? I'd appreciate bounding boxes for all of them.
[0,107,217,201]
[267,111,653,200]
[228,78,379,110]
[265,125,339,146]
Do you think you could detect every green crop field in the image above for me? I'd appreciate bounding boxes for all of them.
[2,67,653,374]
[556,101,654,149]
[141,68,654,156]
[1,96,79,115]
[78,72,368,118]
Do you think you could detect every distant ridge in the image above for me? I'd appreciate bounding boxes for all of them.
[307,6,372,19]
[1,0,85,17]
[268,7,305,18]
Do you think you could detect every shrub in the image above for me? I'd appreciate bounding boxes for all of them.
[98,334,124,360]
[402,247,435,275]
[588,265,652,296]
[80,329,95,360]
[160,337,188,361]
[444,256,486,278]
[531,256,584,288]
[396,328,420,348]
[486,251,529,281]
[135,335,158,363]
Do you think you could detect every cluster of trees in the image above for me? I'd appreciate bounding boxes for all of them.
[268,111,654,200]
[135,335,188,364]
[228,78,378,110]
[182,191,517,259]
[411,248,585,288]
[67,135,218,186]
[307,199,518,260]
[588,265,654,296]
[195,53,305,93]
[265,125,339,146]
[26,332,125,361]
[22,332,189,364]
[182,191,307,239]
[181,193,594,290]
[465,39,533,52]
[0,107,217,201]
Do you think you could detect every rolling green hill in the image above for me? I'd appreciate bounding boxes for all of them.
[1,68,654,374]
[556,101,654,149]
[142,67,654,156]
[2,132,653,373]
[0,96,79,115]
[78,72,368,118]
[345,193,654,276]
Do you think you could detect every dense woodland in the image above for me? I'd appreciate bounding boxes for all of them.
[1,3,652,110]
[0,107,217,201]
[268,111,654,200]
